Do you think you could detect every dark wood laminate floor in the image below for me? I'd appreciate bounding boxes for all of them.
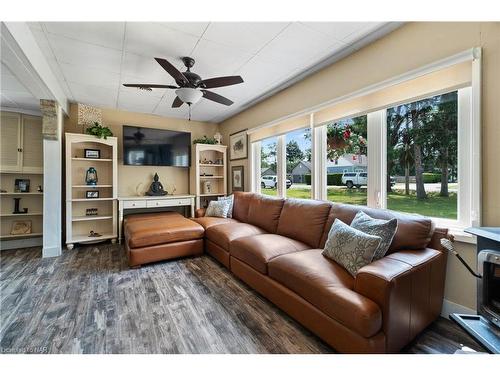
[0,244,484,354]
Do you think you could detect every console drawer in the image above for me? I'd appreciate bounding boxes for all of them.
[123,200,147,209]
[146,198,192,208]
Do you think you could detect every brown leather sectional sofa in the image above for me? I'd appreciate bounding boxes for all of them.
[190,192,449,353]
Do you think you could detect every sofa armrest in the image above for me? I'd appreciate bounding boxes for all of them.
[195,208,206,218]
[354,248,447,352]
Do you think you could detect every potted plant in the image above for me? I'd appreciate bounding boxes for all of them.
[193,135,217,144]
[85,122,113,139]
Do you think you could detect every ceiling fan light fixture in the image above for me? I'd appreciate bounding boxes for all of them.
[175,87,203,105]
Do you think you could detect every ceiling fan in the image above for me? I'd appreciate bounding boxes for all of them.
[123,56,244,120]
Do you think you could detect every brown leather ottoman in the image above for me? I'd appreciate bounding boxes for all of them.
[124,212,204,267]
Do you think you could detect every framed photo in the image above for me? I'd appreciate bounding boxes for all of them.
[229,129,248,161]
[11,220,32,235]
[231,166,244,192]
[86,190,99,199]
[84,148,101,159]
[14,179,30,193]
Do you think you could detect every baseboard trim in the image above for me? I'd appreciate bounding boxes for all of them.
[0,237,42,250]
[42,245,62,258]
[441,299,476,319]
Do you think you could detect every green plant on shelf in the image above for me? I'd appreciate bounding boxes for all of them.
[193,135,217,145]
[85,122,113,139]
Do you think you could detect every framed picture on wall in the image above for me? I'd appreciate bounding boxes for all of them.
[229,129,248,161]
[231,166,244,192]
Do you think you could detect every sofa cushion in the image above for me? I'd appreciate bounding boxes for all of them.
[268,249,382,338]
[320,203,434,253]
[351,211,398,260]
[191,216,239,230]
[206,222,266,251]
[247,195,285,233]
[232,192,256,222]
[230,234,310,274]
[276,198,332,248]
[322,218,381,277]
[125,212,204,249]
[205,199,231,218]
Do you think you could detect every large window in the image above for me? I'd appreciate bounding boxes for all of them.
[260,136,278,196]
[286,128,311,199]
[386,92,458,219]
[249,50,480,236]
[325,115,367,205]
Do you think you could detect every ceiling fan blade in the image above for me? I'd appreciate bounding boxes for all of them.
[172,96,184,108]
[123,83,178,89]
[199,76,243,89]
[202,90,234,106]
[155,58,189,86]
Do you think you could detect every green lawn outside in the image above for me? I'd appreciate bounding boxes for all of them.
[262,187,457,219]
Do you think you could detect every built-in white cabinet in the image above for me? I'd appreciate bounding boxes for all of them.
[65,133,118,249]
[0,112,43,174]
[0,111,44,243]
[190,143,227,209]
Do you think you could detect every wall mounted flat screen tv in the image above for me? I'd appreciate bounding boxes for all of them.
[123,126,191,167]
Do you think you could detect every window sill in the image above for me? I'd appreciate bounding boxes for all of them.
[430,218,476,244]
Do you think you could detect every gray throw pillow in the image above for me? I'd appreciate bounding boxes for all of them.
[322,218,381,276]
[218,194,234,218]
[205,200,230,218]
[351,211,398,260]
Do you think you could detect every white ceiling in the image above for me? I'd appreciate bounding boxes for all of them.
[0,63,41,111]
[16,22,394,122]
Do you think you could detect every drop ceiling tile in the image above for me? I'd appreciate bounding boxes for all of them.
[190,99,229,122]
[2,91,40,110]
[202,22,289,55]
[69,82,118,109]
[1,72,30,93]
[48,34,123,73]
[44,22,125,50]
[60,62,120,91]
[256,23,340,71]
[300,22,378,42]
[190,38,253,79]
[117,89,161,114]
[341,23,384,44]
[160,22,210,38]
[125,22,198,59]
[1,93,18,107]
[30,28,58,63]
[27,22,43,31]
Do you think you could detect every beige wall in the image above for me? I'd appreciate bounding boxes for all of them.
[65,104,219,196]
[219,22,500,310]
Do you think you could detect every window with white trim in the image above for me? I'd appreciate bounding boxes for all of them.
[249,49,481,234]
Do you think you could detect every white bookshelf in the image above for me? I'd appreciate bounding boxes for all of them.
[190,144,227,209]
[65,133,118,249]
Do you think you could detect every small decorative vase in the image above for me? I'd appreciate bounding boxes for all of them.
[203,181,212,194]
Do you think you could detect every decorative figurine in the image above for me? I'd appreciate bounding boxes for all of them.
[203,181,212,194]
[214,132,222,145]
[85,167,98,185]
[145,173,168,196]
[12,198,23,214]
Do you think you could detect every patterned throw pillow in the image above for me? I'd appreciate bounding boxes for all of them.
[351,211,398,260]
[322,218,381,276]
[218,195,234,218]
[205,200,231,218]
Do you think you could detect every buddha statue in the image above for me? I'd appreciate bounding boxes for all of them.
[145,173,168,196]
